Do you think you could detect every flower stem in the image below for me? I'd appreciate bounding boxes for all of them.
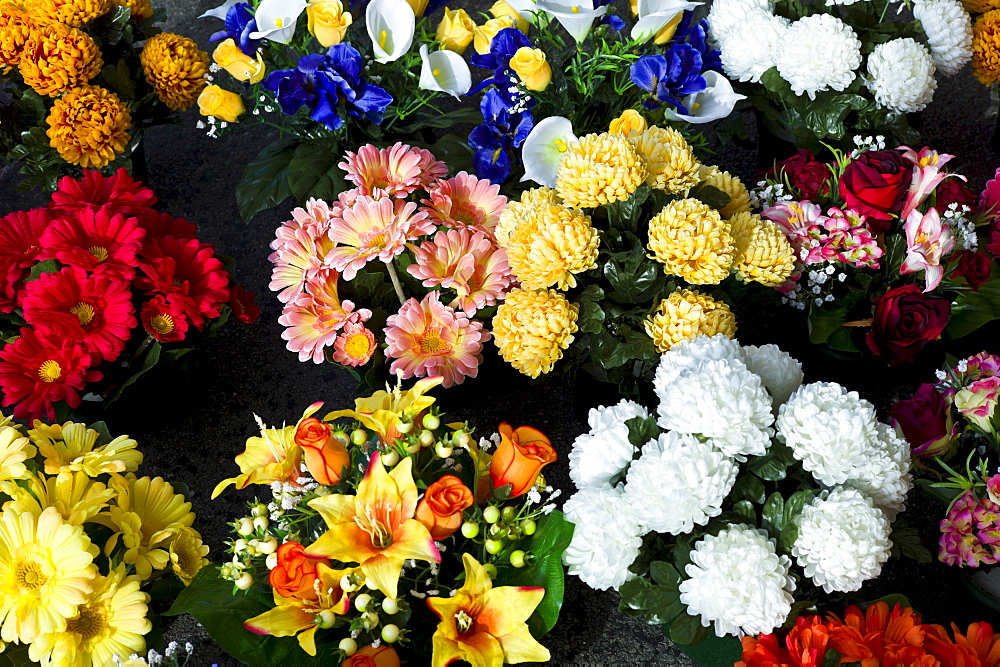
[387,260,406,307]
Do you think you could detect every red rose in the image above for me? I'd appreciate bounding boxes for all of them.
[889,383,956,457]
[769,149,832,200]
[866,284,950,366]
[953,250,992,289]
[988,223,1000,258]
[936,177,977,213]
[839,150,911,234]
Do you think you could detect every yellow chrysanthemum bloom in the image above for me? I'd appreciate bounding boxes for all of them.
[32,0,111,26]
[28,566,151,667]
[46,85,132,169]
[505,204,599,290]
[4,472,114,526]
[699,165,752,219]
[644,289,736,352]
[555,133,646,209]
[647,198,734,285]
[111,0,153,21]
[139,32,210,111]
[629,125,700,193]
[963,0,1000,13]
[169,527,209,586]
[495,186,561,247]
[0,506,98,644]
[0,6,37,70]
[19,23,102,97]
[0,425,34,483]
[729,211,796,287]
[34,421,142,477]
[973,10,1000,84]
[492,288,579,378]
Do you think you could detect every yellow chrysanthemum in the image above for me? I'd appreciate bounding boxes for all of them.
[95,475,194,581]
[973,10,1000,85]
[32,0,111,26]
[644,289,736,352]
[0,506,98,644]
[699,165,752,219]
[139,32,210,111]
[505,204,599,290]
[34,421,142,477]
[555,133,646,208]
[963,0,1000,13]
[495,186,561,246]
[169,527,209,586]
[0,425,34,484]
[28,566,151,667]
[110,0,152,21]
[19,22,102,97]
[729,211,796,287]
[0,5,37,70]
[647,198,734,285]
[46,85,132,168]
[629,126,700,193]
[3,472,114,526]
[492,288,578,378]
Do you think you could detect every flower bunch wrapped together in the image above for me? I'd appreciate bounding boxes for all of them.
[270,142,510,388]
[0,170,257,422]
[564,334,916,645]
[756,141,1000,366]
[0,415,208,664]
[201,377,573,665]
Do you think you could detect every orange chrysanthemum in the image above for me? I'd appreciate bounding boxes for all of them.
[139,32,209,111]
[19,22,102,97]
[46,86,131,168]
[828,602,933,667]
[973,10,1000,85]
[0,6,36,70]
[110,0,152,21]
[32,0,111,26]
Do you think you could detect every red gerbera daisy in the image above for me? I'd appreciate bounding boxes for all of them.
[133,208,198,249]
[39,207,145,280]
[0,258,25,314]
[49,168,157,215]
[135,236,230,330]
[21,266,136,363]
[229,285,260,324]
[0,327,101,422]
[0,207,50,269]
[140,295,189,343]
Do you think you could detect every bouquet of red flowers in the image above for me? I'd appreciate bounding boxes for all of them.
[0,169,258,422]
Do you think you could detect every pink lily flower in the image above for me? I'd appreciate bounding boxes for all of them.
[898,145,966,220]
[901,207,955,292]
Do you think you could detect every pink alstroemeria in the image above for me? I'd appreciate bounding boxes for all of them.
[898,145,966,220]
[988,474,1000,505]
[762,200,825,262]
[901,208,955,292]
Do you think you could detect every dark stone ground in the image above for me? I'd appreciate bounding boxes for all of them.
[3,1,1000,663]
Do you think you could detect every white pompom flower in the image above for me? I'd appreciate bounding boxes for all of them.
[715,13,790,83]
[679,524,795,637]
[774,14,862,99]
[623,431,738,535]
[569,399,647,490]
[562,484,644,591]
[706,0,774,41]
[740,343,804,409]
[791,487,892,593]
[842,423,913,522]
[866,38,937,113]
[654,334,744,392]
[913,0,972,76]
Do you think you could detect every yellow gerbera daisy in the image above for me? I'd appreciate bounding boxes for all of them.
[46,85,132,168]
[169,527,210,586]
[492,288,579,378]
[0,424,35,484]
[19,22,102,97]
[0,506,98,644]
[555,133,646,209]
[643,289,736,352]
[647,198,734,285]
[32,0,111,27]
[495,186,561,247]
[699,165,752,219]
[628,126,700,194]
[729,211,796,287]
[505,204,599,290]
[34,422,142,477]
[4,472,114,526]
[139,32,210,111]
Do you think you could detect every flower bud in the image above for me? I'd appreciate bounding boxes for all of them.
[609,109,647,136]
[318,610,337,628]
[382,597,399,614]
[382,450,400,467]
[306,0,353,47]
[211,39,265,83]
[339,637,358,656]
[197,85,246,123]
[509,47,552,92]
[355,593,372,612]
[253,516,269,532]
[235,572,254,590]
[435,442,453,459]
[381,624,400,643]
[265,553,278,570]
[237,518,254,536]
[259,537,279,555]
[436,7,476,54]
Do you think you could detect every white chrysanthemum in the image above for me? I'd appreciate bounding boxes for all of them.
[776,382,882,486]
[653,334,744,392]
[623,432,738,535]
[656,357,774,459]
[913,0,972,76]
[774,14,862,99]
[679,524,795,637]
[826,0,867,5]
[715,14,790,83]
[791,487,892,593]
[842,423,913,522]
[865,38,937,113]
[706,0,774,40]
[562,485,644,591]
[740,343,804,408]
[569,399,647,490]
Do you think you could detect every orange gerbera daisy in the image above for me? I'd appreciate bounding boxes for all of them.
[925,621,1000,665]
[828,602,933,667]
[738,615,833,667]
[332,321,377,367]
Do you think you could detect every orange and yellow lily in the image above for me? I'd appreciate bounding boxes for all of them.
[324,376,443,444]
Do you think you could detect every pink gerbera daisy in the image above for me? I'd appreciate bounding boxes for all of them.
[39,207,145,280]
[135,236,231,330]
[21,267,136,364]
[278,269,372,363]
[49,168,157,215]
[420,171,507,235]
[0,327,101,422]
[339,143,438,198]
[411,146,448,187]
[383,291,490,388]
[407,229,513,315]
[332,321,377,366]
[269,225,335,303]
[326,196,431,280]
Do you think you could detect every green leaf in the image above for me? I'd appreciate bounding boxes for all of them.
[625,415,660,449]
[801,94,867,140]
[779,490,814,550]
[618,561,685,625]
[105,341,161,405]
[428,133,474,175]
[669,610,711,645]
[687,182,731,211]
[394,106,484,133]
[890,519,932,563]
[748,451,789,481]
[502,511,574,637]
[575,285,606,334]
[0,642,30,666]
[807,293,865,345]
[676,633,743,663]
[285,142,346,204]
[762,492,785,537]
[603,251,666,305]
[947,273,1000,339]
[605,185,651,231]
[731,474,766,504]
[236,139,299,222]
[88,420,113,447]
[25,259,59,284]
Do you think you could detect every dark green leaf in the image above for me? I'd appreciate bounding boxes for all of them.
[605,185,651,231]
[236,139,299,222]
[676,633,743,663]
[872,593,912,610]
[502,511,575,637]
[801,94,867,140]
[826,325,861,353]
[779,490,814,550]
[947,274,1000,339]
[428,133,474,175]
[105,340,161,404]
[807,293,865,345]
[669,610,711,645]
[625,415,660,450]
[731,499,756,525]
[890,520,932,563]
[618,561,685,626]
[748,451,789,482]
[25,259,60,283]
[576,298,605,334]
[731,474,766,504]
[394,106,484,133]
[0,642,30,666]
[603,251,666,305]
[762,492,785,537]
[286,142,344,203]
[688,182,731,211]
[88,420,113,447]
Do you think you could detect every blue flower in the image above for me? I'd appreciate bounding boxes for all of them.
[673,16,722,74]
[630,46,706,114]
[468,89,534,183]
[469,28,534,99]
[263,43,393,130]
[208,2,260,56]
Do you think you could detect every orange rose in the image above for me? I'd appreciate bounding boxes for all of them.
[415,475,474,539]
[268,541,323,599]
[489,424,556,497]
[297,417,350,485]
[342,644,401,667]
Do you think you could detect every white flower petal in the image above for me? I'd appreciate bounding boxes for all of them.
[520,116,577,188]
[665,70,745,124]
[367,0,415,63]
[200,0,241,20]
[248,0,308,44]
[631,0,702,42]
[418,45,472,99]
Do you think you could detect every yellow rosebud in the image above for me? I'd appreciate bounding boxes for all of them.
[307,0,353,47]
[609,109,647,135]
[474,15,518,55]
[436,7,476,54]
[509,46,551,91]
[212,39,266,84]
[405,0,428,17]
[490,0,529,33]
[198,85,245,123]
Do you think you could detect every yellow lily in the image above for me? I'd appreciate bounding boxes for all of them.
[324,376,443,444]
[244,563,353,656]
[427,553,550,666]
[306,453,439,599]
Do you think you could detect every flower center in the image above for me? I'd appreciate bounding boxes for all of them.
[66,602,108,645]
[455,609,473,634]
[275,17,285,28]
[368,233,387,250]
[379,29,388,50]
[354,503,394,549]
[70,301,95,326]
[432,68,441,77]
[451,201,484,227]
[14,557,48,591]
[419,328,449,355]
[554,139,568,152]
[345,332,372,359]
[37,359,62,383]
[150,313,174,334]
[88,246,108,262]
[571,5,580,12]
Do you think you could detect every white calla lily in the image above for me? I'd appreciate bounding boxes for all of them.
[418,45,472,99]
[200,0,241,20]
[509,0,606,43]
[664,70,746,124]
[367,0,416,63]
[631,0,701,43]
[521,116,577,187]
[249,0,308,44]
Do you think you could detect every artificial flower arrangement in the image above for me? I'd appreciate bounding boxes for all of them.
[197,0,739,222]
[0,169,259,423]
[706,0,973,147]
[0,414,210,665]
[561,334,925,661]
[0,0,209,190]
[170,376,573,665]
[754,140,1000,367]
